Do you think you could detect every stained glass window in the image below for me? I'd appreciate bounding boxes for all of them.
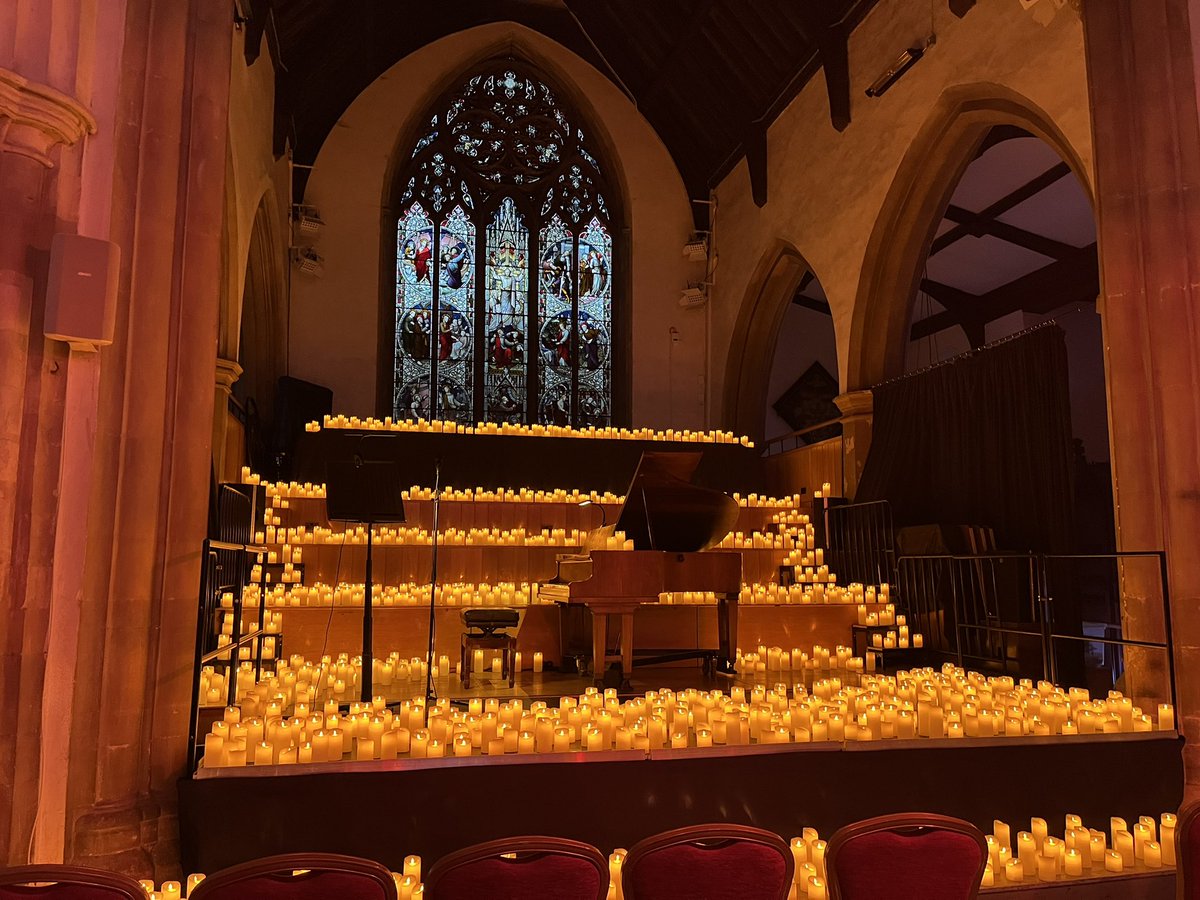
[392,60,618,426]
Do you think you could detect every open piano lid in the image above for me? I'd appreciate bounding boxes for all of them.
[612,450,739,553]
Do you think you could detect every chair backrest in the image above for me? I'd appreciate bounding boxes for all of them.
[1178,801,1200,900]
[425,837,608,900]
[188,852,397,900]
[621,824,793,900]
[0,866,148,900]
[826,813,988,900]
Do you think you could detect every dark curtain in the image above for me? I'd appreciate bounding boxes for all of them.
[857,325,1074,553]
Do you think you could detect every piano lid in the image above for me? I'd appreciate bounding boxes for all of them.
[612,450,738,553]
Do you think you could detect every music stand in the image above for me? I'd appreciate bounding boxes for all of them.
[326,453,407,702]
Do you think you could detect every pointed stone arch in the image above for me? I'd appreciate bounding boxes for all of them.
[846,83,1094,390]
[722,240,825,444]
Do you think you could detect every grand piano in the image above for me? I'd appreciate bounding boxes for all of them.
[547,451,742,686]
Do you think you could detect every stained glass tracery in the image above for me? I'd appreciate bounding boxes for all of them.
[393,60,616,427]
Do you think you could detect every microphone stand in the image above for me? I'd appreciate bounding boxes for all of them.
[423,458,442,726]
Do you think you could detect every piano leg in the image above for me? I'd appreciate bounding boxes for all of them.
[592,612,608,686]
[619,612,635,690]
[716,595,739,676]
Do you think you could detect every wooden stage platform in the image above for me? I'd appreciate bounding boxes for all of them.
[178,732,1184,876]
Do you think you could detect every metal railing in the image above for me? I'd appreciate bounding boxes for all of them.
[896,550,1174,708]
[762,418,843,458]
[826,500,895,587]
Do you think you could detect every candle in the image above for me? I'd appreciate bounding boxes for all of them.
[1113,830,1133,866]
[518,731,535,754]
[1036,853,1056,882]
[1104,849,1122,873]
[1017,832,1037,875]
[1145,840,1162,869]
[533,652,544,673]
[807,876,827,900]
[1004,858,1024,883]
[187,874,205,896]
[404,855,421,881]
[1064,848,1081,877]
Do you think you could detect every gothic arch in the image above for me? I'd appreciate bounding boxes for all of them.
[375,39,633,426]
[722,240,823,444]
[236,189,288,427]
[846,83,1094,390]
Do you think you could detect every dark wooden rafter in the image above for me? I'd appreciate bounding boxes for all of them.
[793,2,854,132]
[949,0,978,17]
[931,161,1073,255]
[942,205,1080,261]
[911,244,1100,342]
[792,271,831,315]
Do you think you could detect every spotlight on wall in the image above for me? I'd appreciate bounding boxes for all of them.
[291,247,325,278]
[294,204,325,237]
[679,284,708,310]
[865,35,935,98]
[682,234,709,262]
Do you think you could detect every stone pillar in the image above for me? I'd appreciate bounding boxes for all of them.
[1082,0,1200,779]
[0,62,96,865]
[834,390,873,500]
[213,358,243,484]
[58,0,233,876]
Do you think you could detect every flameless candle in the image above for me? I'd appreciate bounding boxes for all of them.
[1104,849,1123,873]
[533,652,544,673]
[1004,859,1024,883]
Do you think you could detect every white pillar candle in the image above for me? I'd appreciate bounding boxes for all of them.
[1064,849,1082,877]
[1144,840,1162,869]
[1004,859,1024,883]
[1104,849,1123,873]
[533,652,544,673]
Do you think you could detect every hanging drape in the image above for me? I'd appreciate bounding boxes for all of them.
[857,324,1074,553]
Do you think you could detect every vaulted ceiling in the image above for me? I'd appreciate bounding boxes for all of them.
[242,0,940,217]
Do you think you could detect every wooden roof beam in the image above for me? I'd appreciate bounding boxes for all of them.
[942,204,1081,261]
[932,162,1073,255]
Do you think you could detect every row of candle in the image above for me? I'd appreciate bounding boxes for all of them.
[253,473,803,512]
[219,581,904,611]
[309,415,756,447]
[200,656,1177,765]
[240,581,540,608]
[983,812,1177,885]
[266,523,632,549]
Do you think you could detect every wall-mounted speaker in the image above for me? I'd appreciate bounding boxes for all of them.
[44,233,120,348]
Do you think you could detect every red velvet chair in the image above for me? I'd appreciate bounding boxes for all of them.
[621,824,793,900]
[425,837,608,900]
[825,813,988,900]
[1178,801,1200,900]
[0,866,147,900]
[188,852,397,900]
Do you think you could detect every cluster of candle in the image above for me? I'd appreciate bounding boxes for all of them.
[116,807,1190,900]
[309,414,755,447]
[272,523,632,550]
[982,813,1177,885]
[247,581,539,608]
[198,654,1177,769]
[134,857,425,899]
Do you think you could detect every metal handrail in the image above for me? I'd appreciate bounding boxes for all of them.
[894,550,1174,710]
[762,418,843,457]
[199,628,269,665]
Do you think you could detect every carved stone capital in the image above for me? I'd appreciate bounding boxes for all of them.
[215,358,243,394]
[0,67,96,168]
[834,389,874,420]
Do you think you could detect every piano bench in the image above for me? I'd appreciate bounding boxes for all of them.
[460,631,517,690]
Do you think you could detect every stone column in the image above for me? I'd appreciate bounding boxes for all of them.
[61,0,233,875]
[213,358,244,484]
[1082,0,1200,778]
[834,390,873,500]
[0,62,96,865]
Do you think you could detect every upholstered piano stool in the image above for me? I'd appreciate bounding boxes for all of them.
[460,609,520,690]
